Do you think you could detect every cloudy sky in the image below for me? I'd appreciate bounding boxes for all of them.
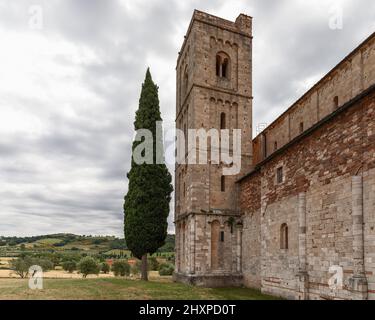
[0,0,374,237]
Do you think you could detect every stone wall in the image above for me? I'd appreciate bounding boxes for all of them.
[240,86,375,299]
[240,171,261,288]
[175,10,253,284]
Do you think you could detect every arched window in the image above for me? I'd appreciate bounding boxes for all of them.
[280,223,289,249]
[220,113,226,129]
[216,52,230,79]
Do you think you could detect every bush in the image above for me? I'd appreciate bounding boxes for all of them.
[111,260,130,277]
[9,257,54,278]
[148,256,159,271]
[158,263,174,276]
[130,260,142,276]
[62,261,77,273]
[77,257,99,278]
[36,258,54,272]
[101,262,110,274]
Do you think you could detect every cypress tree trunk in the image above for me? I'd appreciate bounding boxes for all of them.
[141,254,148,281]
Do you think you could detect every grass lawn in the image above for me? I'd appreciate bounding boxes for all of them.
[0,278,279,300]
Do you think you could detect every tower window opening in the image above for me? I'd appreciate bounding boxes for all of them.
[274,141,278,151]
[222,58,228,78]
[216,55,221,77]
[221,176,225,192]
[216,52,230,79]
[220,231,224,242]
[220,113,226,130]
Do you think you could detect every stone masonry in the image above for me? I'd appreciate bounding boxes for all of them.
[174,10,253,286]
[174,10,375,299]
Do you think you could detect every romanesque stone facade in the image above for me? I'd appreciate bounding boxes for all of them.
[175,10,375,300]
[174,10,253,286]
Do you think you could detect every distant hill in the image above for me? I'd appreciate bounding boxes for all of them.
[0,233,175,258]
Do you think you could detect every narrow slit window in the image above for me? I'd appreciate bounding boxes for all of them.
[220,113,226,130]
[277,167,283,184]
[221,176,225,192]
[299,122,304,133]
[334,96,339,109]
[220,231,224,242]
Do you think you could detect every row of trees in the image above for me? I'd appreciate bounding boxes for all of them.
[10,255,175,278]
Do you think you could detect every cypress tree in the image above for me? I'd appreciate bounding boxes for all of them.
[124,68,173,281]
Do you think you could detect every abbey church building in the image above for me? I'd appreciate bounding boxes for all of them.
[174,10,375,300]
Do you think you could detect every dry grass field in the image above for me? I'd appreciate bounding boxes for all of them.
[0,277,279,300]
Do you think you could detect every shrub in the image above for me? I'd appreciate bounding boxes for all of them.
[158,263,174,276]
[10,257,54,277]
[77,257,99,278]
[148,256,159,271]
[130,260,142,276]
[36,259,54,272]
[62,261,77,273]
[111,260,130,277]
[101,262,110,274]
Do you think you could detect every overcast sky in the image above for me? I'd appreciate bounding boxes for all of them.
[0,0,374,237]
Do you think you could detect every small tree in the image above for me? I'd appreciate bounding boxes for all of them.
[101,262,110,274]
[62,261,77,273]
[111,260,130,277]
[124,68,173,281]
[77,257,99,278]
[9,257,33,278]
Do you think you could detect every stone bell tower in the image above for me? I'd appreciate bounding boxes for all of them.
[174,10,253,286]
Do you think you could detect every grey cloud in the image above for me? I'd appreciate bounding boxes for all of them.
[0,0,374,236]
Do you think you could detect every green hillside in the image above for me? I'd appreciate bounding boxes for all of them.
[0,233,175,258]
